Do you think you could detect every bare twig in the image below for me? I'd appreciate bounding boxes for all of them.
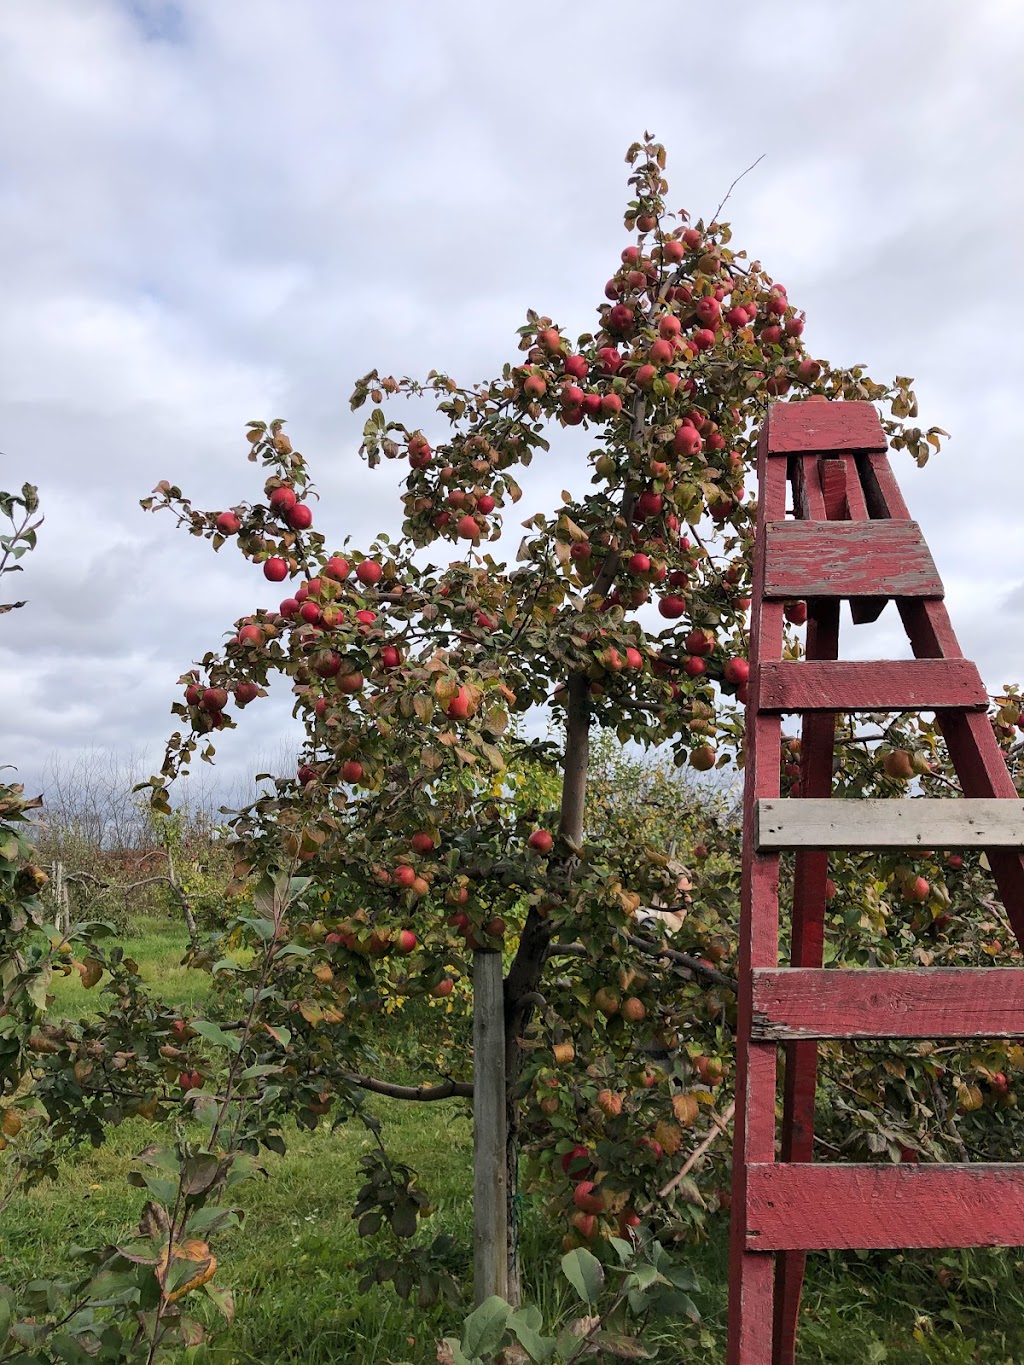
[711,153,766,225]
[642,1102,735,1214]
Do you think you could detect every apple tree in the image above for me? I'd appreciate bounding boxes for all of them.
[139,132,975,1304]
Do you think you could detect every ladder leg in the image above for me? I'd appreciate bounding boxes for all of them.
[772,604,840,1365]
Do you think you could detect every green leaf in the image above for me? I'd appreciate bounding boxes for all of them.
[190,1020,241,1053]
[439,1338,478,1365]
[561,1247,604,1304]
[507,1304,557,1363]
[26,963,51,1011]
[462,1295,511,1358]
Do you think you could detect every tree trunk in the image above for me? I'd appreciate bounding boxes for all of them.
[501,671,592,1299]
[164,842,199,946]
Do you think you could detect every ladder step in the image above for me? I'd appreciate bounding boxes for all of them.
[758,658,988,713]
[763,521,943,600]
[766,400,888,455]
[756,798,1024,851]
[745,1163,1024,1250]
[750,967,1024,1039]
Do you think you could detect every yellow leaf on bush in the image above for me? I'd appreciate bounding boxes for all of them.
[672,1094,700,1127]
[654,1119,682,1157]
[156,1239,217,1303]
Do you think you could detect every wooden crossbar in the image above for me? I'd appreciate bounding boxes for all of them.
[750,967,1024,1039]
[756,798,1024,850]
[757,659,988,713]
[745,1164,1024,1251]
[763,521,943,600]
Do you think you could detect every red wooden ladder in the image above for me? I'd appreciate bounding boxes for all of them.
[727,400,1024,1365]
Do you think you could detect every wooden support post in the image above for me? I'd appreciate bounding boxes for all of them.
[473,949,508,1304]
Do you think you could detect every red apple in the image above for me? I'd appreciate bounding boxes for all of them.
[658,595,687,620]
[408,434,431,468]
[447,687,471,720]
[672,425,703,457]
[573,1181,605,1215]
[607,304,635,337]
[216,511,241,535]
[380,645,401,669]
[457,514,479,540]
[431,977,455,997]
[477,494,496,515]
[324,555,350,581]
[723,658,749,685]
[396,930,417,954]
[269,486,297,515]
[410,832,435,854]
[287,503,313,531]
[528,829,554,855]
[235,682,259,705]
[340,759,364,783]
[263,557,289,582]
[356,560,382,586]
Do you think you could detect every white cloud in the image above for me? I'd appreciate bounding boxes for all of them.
[0,0,1022,799]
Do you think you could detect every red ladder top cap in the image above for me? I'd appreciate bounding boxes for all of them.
[765,400,888,455]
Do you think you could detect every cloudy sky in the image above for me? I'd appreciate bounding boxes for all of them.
[1,0,1022,807]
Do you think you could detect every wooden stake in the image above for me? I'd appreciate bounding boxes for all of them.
[473,949,508,1304]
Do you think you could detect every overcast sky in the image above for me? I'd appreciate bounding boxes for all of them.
[1,0,1022,807]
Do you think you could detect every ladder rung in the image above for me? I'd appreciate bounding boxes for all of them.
[758,658,988,713]
[751,967,1024,1040]
[763,521,943,600]
[756,798,1024,851]
[745,1163,1024,1250]
[765,400,888,455]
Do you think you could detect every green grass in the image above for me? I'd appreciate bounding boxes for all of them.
[48,917,217,1016]
[8,919,1024,1362]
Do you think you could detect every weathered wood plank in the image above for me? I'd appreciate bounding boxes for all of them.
[756,798,1024,850]
[766,400,887,455]
[757,659,988,714]
[473,951,508,1303]
[763,521,943,600]
[746,1163,1024,1250]
[727,410,787,1365]
[751,967,1024,1040]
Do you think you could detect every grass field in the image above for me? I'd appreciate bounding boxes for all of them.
[6,918,1024,1363]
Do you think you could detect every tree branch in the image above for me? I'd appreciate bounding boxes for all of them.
[642,1101,735,1214]
[625,932,737,991]
[341,1071,473,1101]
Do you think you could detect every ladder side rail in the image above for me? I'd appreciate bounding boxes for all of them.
[774,449,842,1364]
[727,426,788,1365]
